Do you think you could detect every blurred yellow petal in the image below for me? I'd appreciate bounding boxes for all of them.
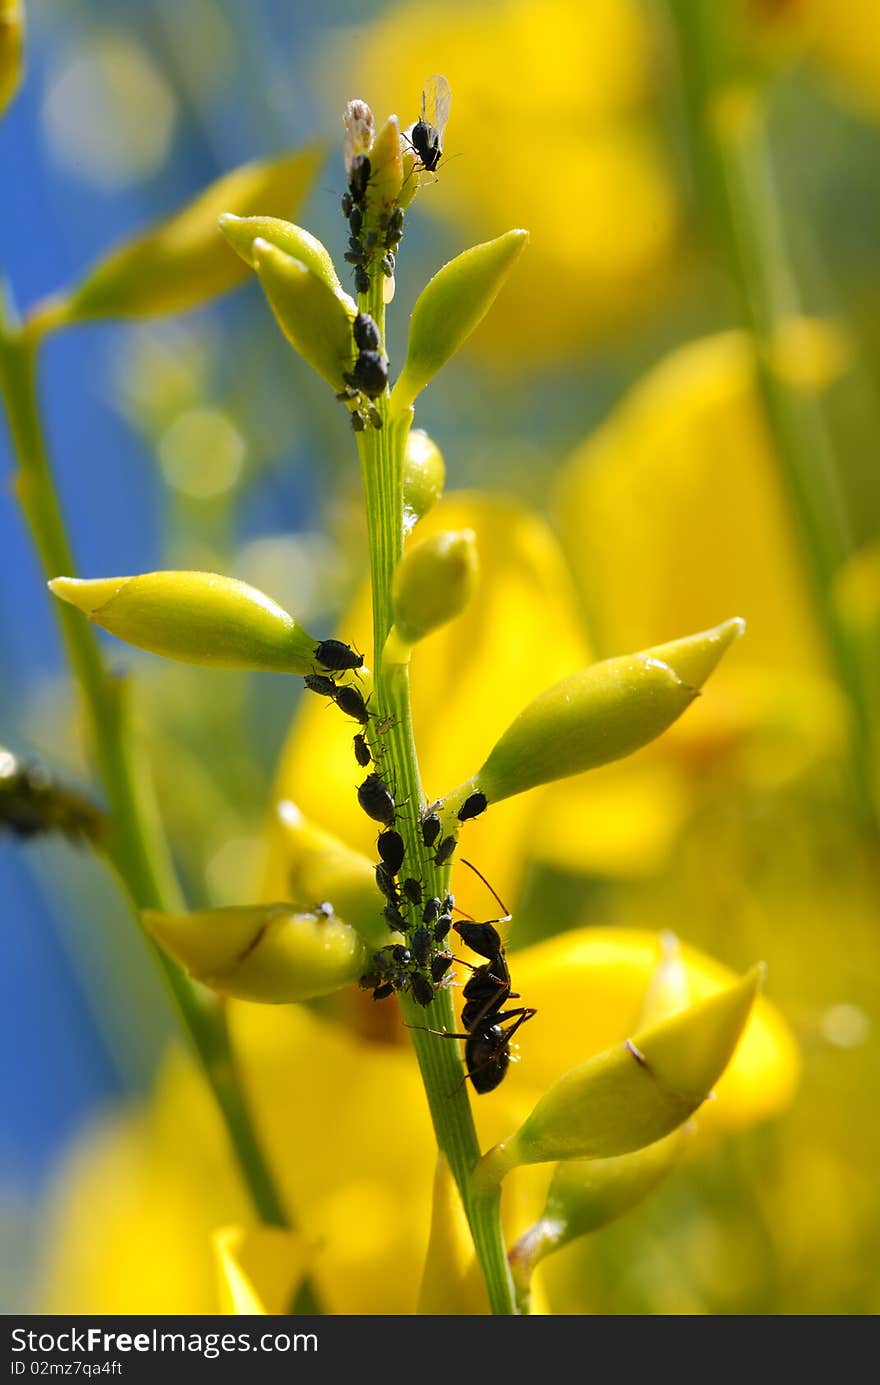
[484,928,799,1144]
[555,331,828,672]
[39,1056,247,1314]
[214,1225,310,1315]
[322,0,680,363]
[417,1157,489,1314]
[801,0,880,118]
[544,329,849,874]
[269,493,589,901]
[226,1002,436,1314]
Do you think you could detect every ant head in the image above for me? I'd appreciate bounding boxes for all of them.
[453,918,502,961]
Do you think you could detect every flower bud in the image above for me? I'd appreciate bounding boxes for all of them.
[37,148,321,331]
[272,799,392,948]
[144,900,368,1003]
[219,215,346,299]
[475,618,745,804]
[391,529,478,646]
[252,239,355,390]
[402,429,445,530]
[365,117,404,229]
[49,571,317,673]
[475,964,764,1188]
[0,0,24,118]
[509,1129,685,1297]
[389,230,528,415]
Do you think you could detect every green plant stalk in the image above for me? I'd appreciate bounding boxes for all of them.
[0,299,292,1236]
[355,273,517,1314]
[666,0,878,831]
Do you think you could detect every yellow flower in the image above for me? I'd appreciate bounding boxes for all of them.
[38,495,798,1315]
[324,0,679,363]
[544,328,850,874]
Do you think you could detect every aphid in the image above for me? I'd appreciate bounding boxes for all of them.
[344,248,366,266]
[377,828,406,876]
[433,835,456,868]
[420,812,441,849]
[348,154,371,203]
[391,944,412,966]
[0,748,104,845]
[431,951,454,984]
[353,733,372,767]
[375,863,399,903]
[373,714,397,736]
[410,74,451,174]
[458,790,488,822]
[358,772,396,825]
[402,877,423,907]
[422,896,441,925]
[410,859,536,1095]
[333,683,371,724]
[373,981,394,1001]
[368,406,382,429]
[315,637,364,672]
[347,204,361,235]
[303,672,337,698]
[353,313,381,352]
[355,266,370,295]
[443,892,455,914]
[381,254,395,278]
[344,350,388,399]
[433,912,453,943]
[350,410,366,432]
[411,972,435,1008]
[341,192,353,219]
[385,207,404,247]
[383,902,407,932]
[411,926,432,968]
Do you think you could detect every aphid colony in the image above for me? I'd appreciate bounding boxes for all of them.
[335,311,388,433]
[0,746,104,846]
[335,77,451,432]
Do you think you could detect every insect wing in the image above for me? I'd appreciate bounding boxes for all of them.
[422,74,451,143]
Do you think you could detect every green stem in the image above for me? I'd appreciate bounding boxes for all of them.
[0,297,292,1236]
[355,273,517,1314]
[666,0,878,831]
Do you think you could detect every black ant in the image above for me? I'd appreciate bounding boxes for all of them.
[408,859,536,1094]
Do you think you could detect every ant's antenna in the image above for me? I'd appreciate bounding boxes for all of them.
[459,858,511,924]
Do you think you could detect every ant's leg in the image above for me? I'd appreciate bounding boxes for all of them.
[496,1008,538,1037]
[404,1023,468,1040]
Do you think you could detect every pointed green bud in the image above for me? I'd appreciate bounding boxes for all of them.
[365,117,404,231]
[391,529,478,647]
[389,230,528,415]
[219,215,345,299]
[475,964,764,1189]
[403,429,445,530]
[273,800,393,948]
[49,571,317,673]
[144,901,368,1003]
[509,1130,686,1302]
[33,148,322,333]
[0,0,24,119]
[473,618,744,804]
[252,239,355,390]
